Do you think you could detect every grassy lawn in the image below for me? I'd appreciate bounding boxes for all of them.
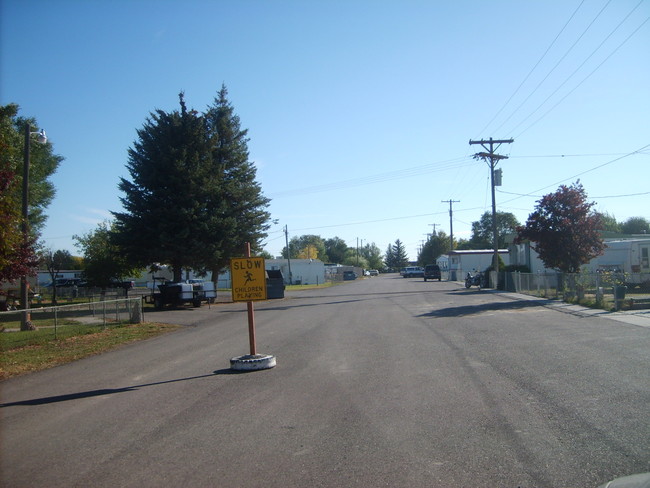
[0,322,180,380]
[0,282,338,380]
[285,282,336,291]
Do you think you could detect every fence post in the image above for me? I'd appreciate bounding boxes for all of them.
[130,298,142,324]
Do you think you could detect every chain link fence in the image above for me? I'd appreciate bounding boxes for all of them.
[503,272,650,311]
[0,298,143,341]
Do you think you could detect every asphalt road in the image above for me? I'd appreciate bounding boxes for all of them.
[2,276,649,487]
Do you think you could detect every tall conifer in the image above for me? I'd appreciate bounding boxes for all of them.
[114,88,270,281]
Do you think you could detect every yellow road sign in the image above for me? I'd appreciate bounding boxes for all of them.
[230,257,267,302]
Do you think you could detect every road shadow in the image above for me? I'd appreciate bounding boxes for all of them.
[284,289,442,301]
[419,298,548,318]
[0,371,245,408]
[254,297,368,311]
[219,290,436,312]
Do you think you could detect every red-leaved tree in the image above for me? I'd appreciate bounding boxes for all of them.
[515,182,605,273]
[0,162,38,287]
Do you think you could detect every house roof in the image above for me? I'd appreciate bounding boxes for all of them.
[449,249,509,255]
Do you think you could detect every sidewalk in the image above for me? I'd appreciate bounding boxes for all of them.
[497,290,650,329]
[454,280,650,328]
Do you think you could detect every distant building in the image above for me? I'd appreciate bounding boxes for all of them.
[436,255,449,271]
[265,259,325,285]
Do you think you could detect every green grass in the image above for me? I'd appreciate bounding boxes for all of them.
[285,282,335,291]
[1,321,180,380]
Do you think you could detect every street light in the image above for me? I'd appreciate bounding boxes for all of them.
[20,123,47,330]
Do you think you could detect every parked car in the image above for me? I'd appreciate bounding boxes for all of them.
[343,271,357,281]
[109,280,135,289]
[44,278,84,287]
[423,264,442,281]
[368,269,379,276]
[402,266,424,278]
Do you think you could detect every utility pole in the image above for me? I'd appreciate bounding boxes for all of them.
[429,223,439,235]
[469,137,513,288]
[356,238,359,266]
[442,199,459,281]
[441,199,459,254]
[284,225,293,285]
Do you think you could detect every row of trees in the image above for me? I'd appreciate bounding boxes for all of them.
[415,182,648,274]
[280,235,385,270]
[285,182,648,275]
[598,214,650,235]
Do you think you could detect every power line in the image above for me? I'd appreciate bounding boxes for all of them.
[477,0,587,136]
[290,206,487,234]
[514,13,650,138]
[493,0,613,136]
[499,143,650,204]
[268,156,473,198]
[265,148,644,200]
[514,152,633,158]
[499,189,650,199]
[508,1,646,137]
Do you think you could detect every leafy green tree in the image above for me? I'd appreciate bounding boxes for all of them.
[0,104,63,233]
[283,235,326,260]
[258,250,274,260]
[0,104,61,287]
[621,217,649,235]
[361,242,384,270]
[469,211,520,249]
[342,248,368,268]
[418,231,450,266]
[324,237,348,264]
[74,221,140,289]
[595,212,621,234]
[516,182,605,273]
[455,237,472,250]
[41,249,75,305]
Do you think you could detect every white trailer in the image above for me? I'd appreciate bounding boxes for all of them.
[448,249,510,281]
[586,239,650,288]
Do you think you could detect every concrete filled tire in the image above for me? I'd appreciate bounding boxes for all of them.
[230,354,276,371]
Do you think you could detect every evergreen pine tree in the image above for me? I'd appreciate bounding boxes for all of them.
[392,239,410,268]
[114,93,214,281]
[203,85,271,276]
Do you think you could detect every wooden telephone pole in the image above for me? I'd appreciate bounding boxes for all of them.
[468,137,513,288]
[441,199,459,254]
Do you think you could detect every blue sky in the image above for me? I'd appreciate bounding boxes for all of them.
[2,0,648,261]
